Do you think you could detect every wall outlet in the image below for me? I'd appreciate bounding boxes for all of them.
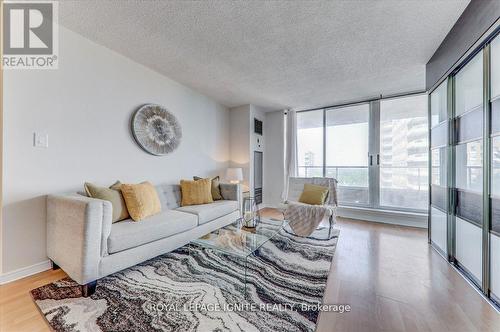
[34,132,49,148]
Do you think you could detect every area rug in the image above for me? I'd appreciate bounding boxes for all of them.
[31,224,339,332]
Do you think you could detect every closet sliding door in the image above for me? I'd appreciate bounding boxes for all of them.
[490,35,500,304]
[429,31,500,306]
[430,81,449,255]
[453,51,484,285]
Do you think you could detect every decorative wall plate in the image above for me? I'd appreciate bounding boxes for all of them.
[131,104,182,155]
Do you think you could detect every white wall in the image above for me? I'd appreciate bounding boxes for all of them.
[229,105,250,188]
[263,111,284,207]
[1,26,230,274]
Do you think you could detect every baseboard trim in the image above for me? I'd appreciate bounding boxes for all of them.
[0,260,51,285]
[337,206,428,228]
[261,204,428,228]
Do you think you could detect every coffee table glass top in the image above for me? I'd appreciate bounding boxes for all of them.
[191,218,287,258]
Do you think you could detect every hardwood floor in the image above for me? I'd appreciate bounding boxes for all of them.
[0,209,499,331]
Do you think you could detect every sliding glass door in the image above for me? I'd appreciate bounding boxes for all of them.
[325,104,370,205]
[454,50,484,285]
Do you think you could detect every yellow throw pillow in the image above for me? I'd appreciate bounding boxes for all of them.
[120,182,161,221]
[180,178,213,206]
[298,183,329,205]
[193,176,223,200]
[84,181,130,223]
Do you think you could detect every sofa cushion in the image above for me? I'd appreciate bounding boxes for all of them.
[176,200,238,225]
[155,184,181,210]
[108,210,197,254]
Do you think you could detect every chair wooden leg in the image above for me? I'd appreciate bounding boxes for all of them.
[82,281,97,297]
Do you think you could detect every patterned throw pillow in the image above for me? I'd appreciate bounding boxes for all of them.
[84,181,130,223]
[180,178,214,206]
[120,182,162,221]
[193,176,223,200]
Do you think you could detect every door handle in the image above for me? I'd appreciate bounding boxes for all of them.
[377,154,380,165]
[369,155,373,166]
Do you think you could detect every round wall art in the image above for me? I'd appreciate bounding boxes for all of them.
[131,104,182,155]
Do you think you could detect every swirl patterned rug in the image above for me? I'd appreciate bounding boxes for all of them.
[31,224,339,332]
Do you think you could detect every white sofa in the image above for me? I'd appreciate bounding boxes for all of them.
[46,183,241,296]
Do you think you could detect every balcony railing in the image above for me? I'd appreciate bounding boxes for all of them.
[297,165,429,210]
[298,165,428,189]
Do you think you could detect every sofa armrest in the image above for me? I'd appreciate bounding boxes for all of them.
[47,194,113,285]
[220,183,241,208]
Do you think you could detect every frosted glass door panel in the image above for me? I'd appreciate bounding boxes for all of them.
[492,35,500,100]
[492,36,500,303]
[431,207,447,254]
[431,80,448,128]
[455,141,483,193]
[455,51,483,117]
[431,148,447,186]
[492,137,500,198]
[491,233,500,299]
[456,217,483,283]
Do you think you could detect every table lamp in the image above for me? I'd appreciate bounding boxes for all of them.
[226,167,243,184]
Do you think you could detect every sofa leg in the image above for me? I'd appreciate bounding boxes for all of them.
[51,261,60,270]
[82,281,97,297]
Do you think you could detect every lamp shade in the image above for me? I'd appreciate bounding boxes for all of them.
[226,167,243,183]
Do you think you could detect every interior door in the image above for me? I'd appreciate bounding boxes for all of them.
[489,34,500,303]
[453,50,484,285]
[430,80,449,255]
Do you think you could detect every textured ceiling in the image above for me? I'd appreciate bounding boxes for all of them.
[59,0,469,110]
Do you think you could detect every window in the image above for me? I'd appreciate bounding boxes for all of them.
[295,95,428,212]
[326,104,369,205]
[297,110,323,177]
[380,95,429,210]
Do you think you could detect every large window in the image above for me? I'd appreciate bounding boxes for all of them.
[380,96,429,210]
[296,95,429,212]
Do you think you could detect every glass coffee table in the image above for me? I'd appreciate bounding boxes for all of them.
[190,218,288,295]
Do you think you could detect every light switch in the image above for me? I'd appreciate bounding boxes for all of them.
[34,132,48,148]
